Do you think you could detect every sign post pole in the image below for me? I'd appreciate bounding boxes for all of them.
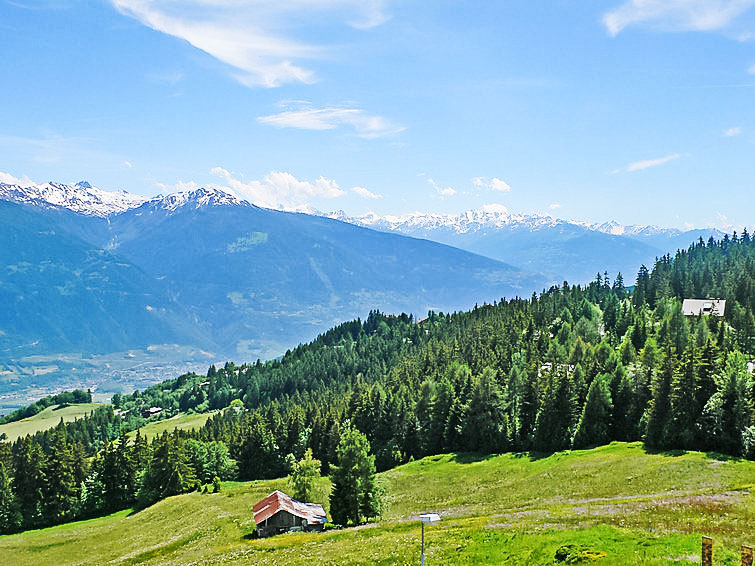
[702,536,713,566]
[742,545,753,566]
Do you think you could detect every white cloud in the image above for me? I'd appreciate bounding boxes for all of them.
[614,153,681,173]
[156,180,201,193]
[724,126,743,136]
[352,186,382,199]
[472,176,512,192]
[0,170,35,186]
[603,0,755,36]
[258,104,404,138]
[749,63,755,73]
[210,167,345,209]
[124,160,133,168]
[427,178,456,197]
[482,203,509,214]
[111,1,389,87]
[549,203,562,210]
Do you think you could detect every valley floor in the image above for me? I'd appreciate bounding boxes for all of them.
[1,442,753,565]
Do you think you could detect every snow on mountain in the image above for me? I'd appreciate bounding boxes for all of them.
[140,186,249,213]
[0,180,148,217]
[325,206,689,240]
[0,180,251,218]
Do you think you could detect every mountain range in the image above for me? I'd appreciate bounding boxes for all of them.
[0,180,547,407]
[0,179,725,407]
[325,204,722,284]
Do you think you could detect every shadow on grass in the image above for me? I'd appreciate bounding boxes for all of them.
[450,452,497,464]
[642,447,688,458]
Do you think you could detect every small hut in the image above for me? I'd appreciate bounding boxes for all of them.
[253,490,327,537]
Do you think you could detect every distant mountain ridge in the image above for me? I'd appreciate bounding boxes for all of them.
[324,205,723,284]
[324,204,720,248]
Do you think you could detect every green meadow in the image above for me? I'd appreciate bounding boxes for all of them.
[0,403,103,442]
[127,411,221,441]
[1,442,753,565]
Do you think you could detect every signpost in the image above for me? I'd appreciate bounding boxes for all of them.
[742,545,754,566]
[702,536,713,566]
[419,513,441,566]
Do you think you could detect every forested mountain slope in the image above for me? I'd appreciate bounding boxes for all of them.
[1,232,754,534]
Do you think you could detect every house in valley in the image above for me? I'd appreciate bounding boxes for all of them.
[253,490,327,538]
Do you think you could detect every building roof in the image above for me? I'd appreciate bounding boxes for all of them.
[253,490,327,526]
[682,298,726,317]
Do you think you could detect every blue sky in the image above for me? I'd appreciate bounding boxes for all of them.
[1,1,754,229]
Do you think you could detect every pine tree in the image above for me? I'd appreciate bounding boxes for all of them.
[329,429,379,526]
[463,368,507,453]
[572,375,613,449]
[41,429,80,525]
[0,461,21,534]
[533,366,574,452]
[644,352,674,449]
[11,436,45,529]
[665,344,700,449]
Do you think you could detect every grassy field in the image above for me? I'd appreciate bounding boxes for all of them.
[1,442,753,565]
[129,411,220,441]
[0,403,103,442]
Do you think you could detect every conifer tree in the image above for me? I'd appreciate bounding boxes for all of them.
[533,366,574,452]
[463,368,507,453]
[644,352,674,449]
[665,344,701,449]
[11,436,45,529]
[329,429,379,526]
[572,374,613,449]
[0,462,21,534]
[41,429,80,524]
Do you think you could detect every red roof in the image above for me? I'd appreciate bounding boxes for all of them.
[253,490,327,525]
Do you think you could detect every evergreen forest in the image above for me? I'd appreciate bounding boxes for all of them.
[1,232,755,534]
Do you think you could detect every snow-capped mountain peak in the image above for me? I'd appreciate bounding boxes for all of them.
[0,180,253,218]
[0,179,148,217]
[145,186,249,212]
[325,205,561,235]
[322,205,716,244]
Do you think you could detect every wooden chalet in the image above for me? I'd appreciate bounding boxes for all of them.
[253,490,327,538]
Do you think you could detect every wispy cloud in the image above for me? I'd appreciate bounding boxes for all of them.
[613,153,681,173]
[549,203,562,210]
[145,70,184,85]
[258,103,404,138]
[724,126,743,136]
[603,0,755,37]
[0,132,111,166]
[0,170,35,186]
[210,167,345,209]
[156,180,201,193]
[352,186,382,199]
[124,160,133,168]
[472,176,512,192]
[111,1,390,87]
[427,178,456,197]
[749,63,755,73]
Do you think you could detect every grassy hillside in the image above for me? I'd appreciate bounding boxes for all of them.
[1,442,753,565]
[127,411,221,441]
[0,403,102,442]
